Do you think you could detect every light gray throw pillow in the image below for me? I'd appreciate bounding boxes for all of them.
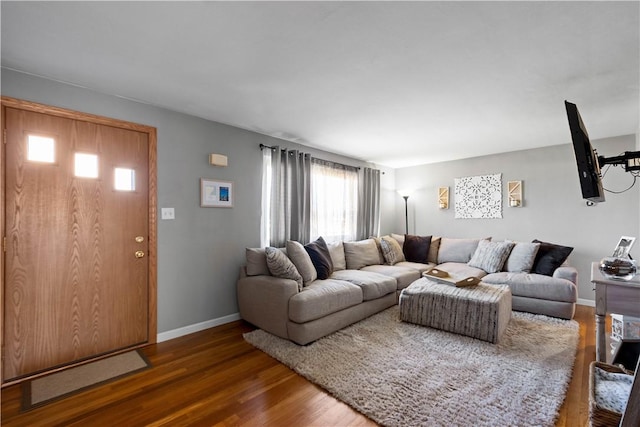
[265,247,303,291]
[438,238,488,264]
[504,242,541,273]
[468,240,515,273]
[286,240,317,285]
[327,241,346,271]
[343,239,381,270]
[245,247,270,276]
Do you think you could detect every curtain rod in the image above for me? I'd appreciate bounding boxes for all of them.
[259,143,368,171]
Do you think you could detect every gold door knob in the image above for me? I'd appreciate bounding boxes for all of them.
[135,236,144,243]
[135,251,145,258]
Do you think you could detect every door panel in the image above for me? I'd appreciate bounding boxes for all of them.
[3,103,153,382]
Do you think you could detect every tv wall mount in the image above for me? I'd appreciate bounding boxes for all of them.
[598,150,640,172]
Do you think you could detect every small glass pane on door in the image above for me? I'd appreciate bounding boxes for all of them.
[27,135,55,163]
[75,153,99,178]
[114,168,135,191]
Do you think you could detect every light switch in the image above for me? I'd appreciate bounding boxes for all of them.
[161,207,175,220]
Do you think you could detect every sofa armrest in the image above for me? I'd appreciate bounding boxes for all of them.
[553,266,578,284]
[237,275,298,339]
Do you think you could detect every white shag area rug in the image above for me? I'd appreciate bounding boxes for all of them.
[244,306,579,427]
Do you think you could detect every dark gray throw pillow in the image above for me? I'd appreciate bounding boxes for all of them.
[531,239,573,276]
[304,236,334,280]
[403,234,432,263]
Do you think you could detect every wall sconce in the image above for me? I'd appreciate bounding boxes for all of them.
[209,153,228,167]
[508,181,522,207]
[438,187,449,209]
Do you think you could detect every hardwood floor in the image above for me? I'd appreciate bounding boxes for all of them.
[1,305,596,426]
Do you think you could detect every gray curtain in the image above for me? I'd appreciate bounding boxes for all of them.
[268,147,311,247]
[357,167,381,239]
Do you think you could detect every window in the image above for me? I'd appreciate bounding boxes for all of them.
[27,135,55,163]
[261,147,378,248]
[74,153,99,178]
[114,167,135,191]
[310,159,358,243]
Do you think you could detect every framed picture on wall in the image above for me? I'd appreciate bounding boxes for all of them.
[201,178,233,208]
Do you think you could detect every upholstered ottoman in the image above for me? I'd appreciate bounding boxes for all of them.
[399,277,512,343]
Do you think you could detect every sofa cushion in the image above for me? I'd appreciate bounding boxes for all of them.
[403,234,432,264]
[286,240,317,285]
[304,236,333,280]
[438,238,487,263]
[468,240,515,273]
[531,239,574,276]
[344,239,381,270]
[395,261,435,273]
[265,247,303,291]
[380,236,405,265]
[360,265,421,290]
[288,279,362,323]
[327,241,346,271]
[483,272,577,303]
[504,242,540,273]
[331,270,397,301]
[428,237,441,264]
[435,262,488,279]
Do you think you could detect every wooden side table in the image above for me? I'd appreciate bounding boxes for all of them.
[591,262,640,362]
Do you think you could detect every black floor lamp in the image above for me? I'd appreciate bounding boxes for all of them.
[403,195,409,234]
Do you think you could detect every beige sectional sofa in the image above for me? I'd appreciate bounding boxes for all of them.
[237,234,577,345]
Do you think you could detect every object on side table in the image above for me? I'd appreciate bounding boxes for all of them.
[611,314,640,341]
[599,257,637,281]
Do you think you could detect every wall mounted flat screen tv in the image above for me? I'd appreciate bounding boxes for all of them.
[565,100,605,203]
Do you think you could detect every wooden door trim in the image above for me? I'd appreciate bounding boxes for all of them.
[1,96,158,384]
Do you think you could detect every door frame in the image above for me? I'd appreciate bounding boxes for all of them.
[1,96,157,385]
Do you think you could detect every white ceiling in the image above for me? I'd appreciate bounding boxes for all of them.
[2,1,639,168]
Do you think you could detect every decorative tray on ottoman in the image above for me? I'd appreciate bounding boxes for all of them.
[423,268,481,288]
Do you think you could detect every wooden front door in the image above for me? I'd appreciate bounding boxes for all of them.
[2,98,157,383]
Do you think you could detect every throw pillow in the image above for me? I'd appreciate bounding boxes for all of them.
[245,247,270,276]
[380,236,405,265]
[468,240,515,273]
[286,240,318,285]
[265,247,303,291]
[327,241,346,271]
[304,236,334,280]
[403,234,432,263]
[370,236,386,264]
[438,238,489,264]
[391,233,405,245]
[504,242,541,273]
[531,239,574,276]
[343,239,382,270]
[428,237,441,264]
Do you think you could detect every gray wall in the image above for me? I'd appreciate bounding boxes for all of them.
[391,136,640,303]
[3,67,637,335]
[1,69,377,334]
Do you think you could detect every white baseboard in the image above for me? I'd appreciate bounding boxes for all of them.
[577,298,595,307]
[156,312,241,343]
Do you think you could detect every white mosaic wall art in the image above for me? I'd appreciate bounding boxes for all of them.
[454,173,502,219]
